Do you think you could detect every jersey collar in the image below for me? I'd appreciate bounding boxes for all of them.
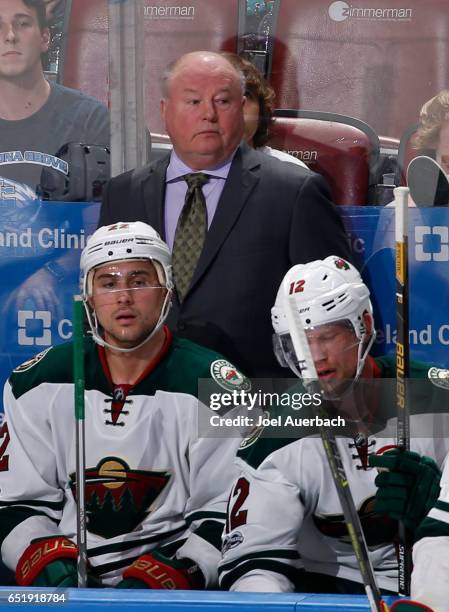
[97,325,173,387]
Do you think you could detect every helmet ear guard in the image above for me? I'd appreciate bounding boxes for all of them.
[272,333,289,369]
[80,222,173,352]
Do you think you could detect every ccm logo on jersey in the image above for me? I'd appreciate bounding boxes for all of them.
[222,531,244,553]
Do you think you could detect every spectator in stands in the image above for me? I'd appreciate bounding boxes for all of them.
[385,91,449,207]
[222,52,306,168]
[0,0,109,203]
[99,50,351,377]
[0,0,109,318]
[413,89,449,175]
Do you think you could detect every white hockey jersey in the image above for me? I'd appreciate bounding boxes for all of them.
[411,449,449,611]
[0,330,245,587]
[219,357,449,593]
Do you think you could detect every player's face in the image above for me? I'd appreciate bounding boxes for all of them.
[90,260,167,350]
[0,0,49,80]
[306,321,360,395]
[161,54,245,170]
[436,120,449,176]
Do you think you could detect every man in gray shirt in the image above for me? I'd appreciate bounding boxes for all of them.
[0,0,109,204]
[0,0,109,327]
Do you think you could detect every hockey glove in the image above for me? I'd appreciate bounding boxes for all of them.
[390,600,435,611]
[368,448,441,532]
[15,536,78,587]
[116,550,204,590]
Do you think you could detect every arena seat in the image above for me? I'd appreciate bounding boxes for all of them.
[60,0,240,135]
[396,123,422,185]
[268,0,449,140]
[269,110,380,205]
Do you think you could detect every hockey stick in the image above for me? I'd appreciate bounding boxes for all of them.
[406,156,449,207]
[394,187,412,596]
[284,289,388,612]
[73,295,87,588]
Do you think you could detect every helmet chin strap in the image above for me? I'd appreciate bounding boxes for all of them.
[84,291,172,354]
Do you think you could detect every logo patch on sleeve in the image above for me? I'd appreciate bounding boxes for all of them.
[13,347,52,373]
[210,360,251,392]
[222,531,244,553]
[428,367,449,390]
[239,411,268,450]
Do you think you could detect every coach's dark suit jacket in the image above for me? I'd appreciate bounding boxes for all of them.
[99,143,352,377]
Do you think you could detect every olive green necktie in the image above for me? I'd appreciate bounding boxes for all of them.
[172,172,209,302]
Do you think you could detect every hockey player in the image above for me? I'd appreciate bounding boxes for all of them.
[398,454,449,611]
[219,256,448,596]
[0,222,246,589]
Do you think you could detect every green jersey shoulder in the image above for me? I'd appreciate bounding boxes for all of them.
[8,334,249,404]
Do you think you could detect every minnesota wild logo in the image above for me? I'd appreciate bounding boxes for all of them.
[211,360,251,392]
[334,258,350,271]
[70,457,171,538]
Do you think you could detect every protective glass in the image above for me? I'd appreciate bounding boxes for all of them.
[89,264,166,303]
[272,332,304,378]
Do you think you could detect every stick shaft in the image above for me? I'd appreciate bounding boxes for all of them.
[394,187,410,448]
[284,293,386,612]
[394,187,412,596]
[73,296,87,588]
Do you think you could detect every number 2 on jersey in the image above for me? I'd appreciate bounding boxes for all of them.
[0,422,10,471]
[227,477,250,532]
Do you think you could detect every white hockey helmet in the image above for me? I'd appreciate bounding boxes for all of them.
[271,256,375,382]
[81,221,173,296]
[80,222,173,352]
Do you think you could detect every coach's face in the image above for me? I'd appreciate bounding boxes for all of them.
[0,0,49,80]
[161,52,245,170]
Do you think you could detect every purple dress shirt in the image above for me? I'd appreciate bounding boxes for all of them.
[164,150,233,250]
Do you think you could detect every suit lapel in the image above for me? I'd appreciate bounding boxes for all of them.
[142,157,169,239]
[185,144,261,297]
